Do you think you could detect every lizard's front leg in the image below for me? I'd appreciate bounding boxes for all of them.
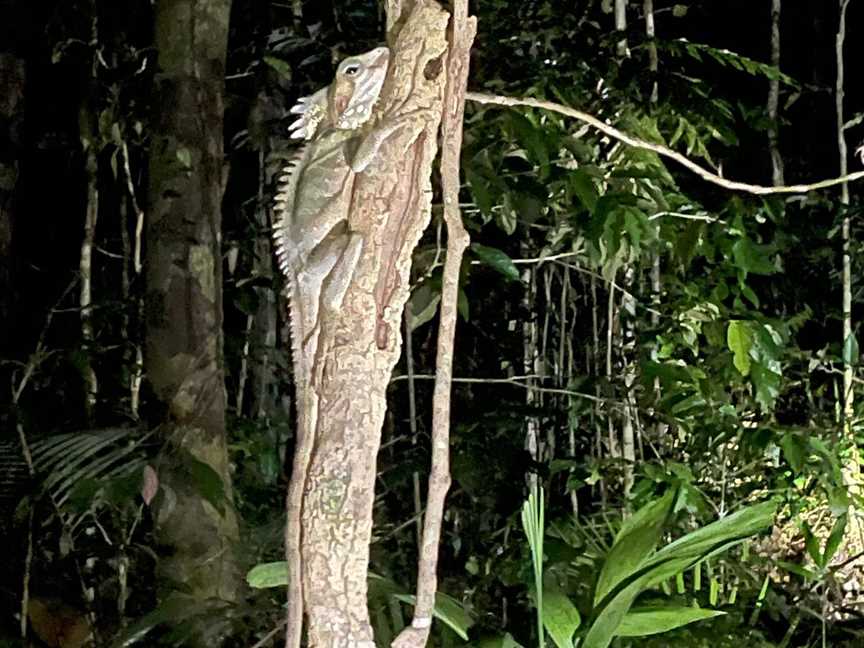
[349,110,429,173]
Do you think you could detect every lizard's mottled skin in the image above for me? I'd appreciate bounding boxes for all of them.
[272,47,392,648]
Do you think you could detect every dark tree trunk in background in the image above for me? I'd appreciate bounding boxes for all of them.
[145,0,241,620]
[0,54,24,353]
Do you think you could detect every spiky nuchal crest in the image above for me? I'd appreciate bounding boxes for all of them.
[272,148,305,280]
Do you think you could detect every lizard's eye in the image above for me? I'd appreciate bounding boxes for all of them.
[344,64,360,76]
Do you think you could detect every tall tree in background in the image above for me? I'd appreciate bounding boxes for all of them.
[0,53,24,352]
[145,0,240,615]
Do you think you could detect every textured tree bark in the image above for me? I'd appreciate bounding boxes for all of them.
[298,2,449,647]
[0,53,24,355]
[145,0,241,622]
[767,0,784,187]
[392,5,475,646]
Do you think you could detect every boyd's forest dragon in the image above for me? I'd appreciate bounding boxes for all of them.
[272,46,398,648]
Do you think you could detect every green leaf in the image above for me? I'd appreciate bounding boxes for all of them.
[731,237,776,276]
[65,478,103,514]
[458,287,470,321]
[582,575,646,648]
[843,333,859,365]
[246,561,288,588]
[570,169,599,212]
[476,634,525,648]
[409,283,441,331]
[542,587,581,648]
[257,446,281,484]
[498,192,518,235]
[727,320,753,376]
[641,502,776,590]
[616,606,725,637]
[594,489,675,606]
[777,560,818,580]
[802,522,821,566]
[263,56,292,78]
[176,147,192,169]
[392,591,473,640]
[472,244,520,282]
[751,362,781,410]
[184,453,227,515]
[111,594,207,647]
[466,168,495,222]
[508,112,549,168]
[584,502,774,648]
[824,514,848,565]
[780,433,807,472]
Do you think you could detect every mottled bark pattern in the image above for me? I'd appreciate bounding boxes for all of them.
[299,2,449,647]
[145,0,240,611]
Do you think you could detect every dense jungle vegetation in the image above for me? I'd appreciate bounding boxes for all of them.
[1,1,864,647]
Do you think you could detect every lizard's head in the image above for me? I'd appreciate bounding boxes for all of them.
[330,47,390,130]
[287,47,390,140]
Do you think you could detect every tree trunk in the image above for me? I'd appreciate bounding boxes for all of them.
[145,0,240,619]
[297,2,449,646]
[0,53,24,354]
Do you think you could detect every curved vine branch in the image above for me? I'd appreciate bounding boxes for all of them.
[392,3,476,648]
[466,91,864,196]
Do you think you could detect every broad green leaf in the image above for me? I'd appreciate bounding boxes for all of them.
[584,503,774,648]
[650,501,776,567]
[476,634,525,648]
[582,574,646,648]
[472,244,521,282]
[727,321,753,376]
[246,561,287,588]
[824,514,848,565]
[802,522,822,566]
[593,489,675,606]
[392,591,473,640]
[409,283,442,331]
[370,573,473,640]
[616,606,725,637]
[542,587,581,648]
[673,221,703,268]
[751,362,781,410]
[780,433,806,472]
[570,169,599,212]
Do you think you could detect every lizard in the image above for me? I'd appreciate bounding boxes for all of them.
[272,45,400,648]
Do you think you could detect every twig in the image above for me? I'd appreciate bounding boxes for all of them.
[391,4,475,648]
[249,620,287,648]
[390,373,624,409]
[466,92,864,195]
[404,308,424,547]
[11,279,78,643]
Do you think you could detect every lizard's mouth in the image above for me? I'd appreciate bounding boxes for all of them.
[366,47,390,71]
